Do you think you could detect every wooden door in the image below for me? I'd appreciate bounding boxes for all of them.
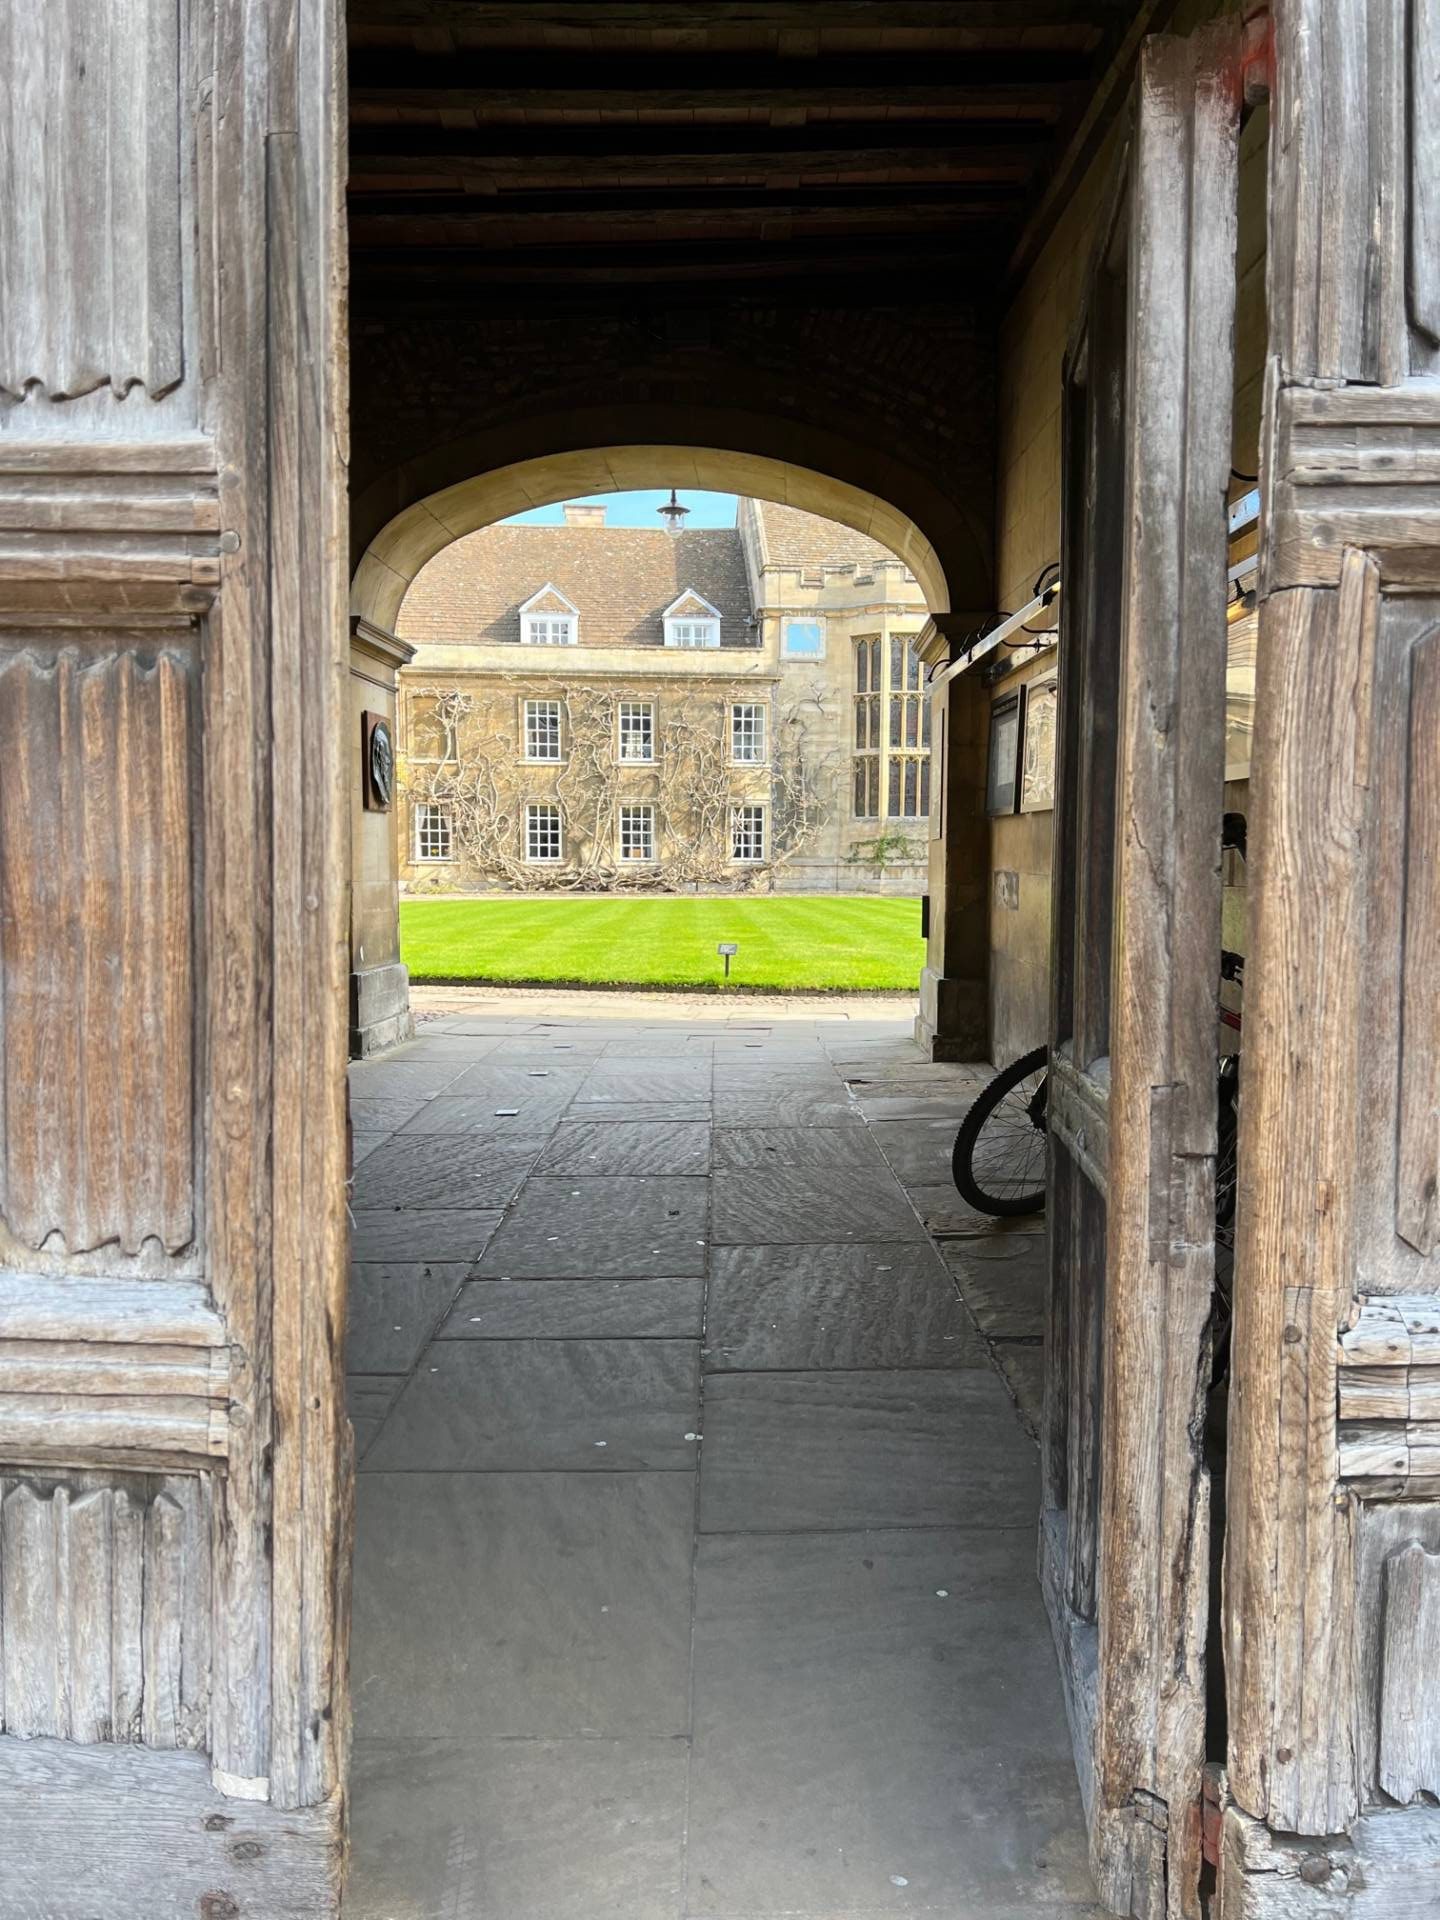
[0,0,351,1909]
[1216,2,1440,1910]
[1040,23,1240,1920]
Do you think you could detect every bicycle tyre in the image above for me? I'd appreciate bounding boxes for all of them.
[951,1046,1049,1217]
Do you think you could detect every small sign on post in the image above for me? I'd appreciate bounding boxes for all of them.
[717,941,738,979]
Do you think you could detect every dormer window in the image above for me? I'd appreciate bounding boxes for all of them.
[526,614,576,645]
[662,590,722,649]
[519,583,579,645]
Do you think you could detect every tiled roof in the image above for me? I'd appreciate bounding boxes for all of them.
[750,499,904,573]
[397,524,754,648]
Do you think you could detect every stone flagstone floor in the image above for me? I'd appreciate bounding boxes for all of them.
[343,990,1100,1920]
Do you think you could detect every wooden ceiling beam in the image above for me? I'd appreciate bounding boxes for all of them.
[346,1,1127,31]
[346,121,1055,173]
[1004,0,1182,289]
[347,267,1006,317]
[346,182,1032,219]
[348,49,1093,112]
[348,229,1001,275]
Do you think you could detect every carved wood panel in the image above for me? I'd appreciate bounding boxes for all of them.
[1398,633,1440,1257]
[1351,1499,1440,1810]
[0,645,195,1261]
[1338,1298,1440,1490]
[1268,0,1407,387]
[1379,1541,1440,1803]
[0,0,184,405]
[0,1470,209,1748]
[1410,0,1440,360]
[0,0,349,1899]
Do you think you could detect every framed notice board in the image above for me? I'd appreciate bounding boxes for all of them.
[986,692,1021,814]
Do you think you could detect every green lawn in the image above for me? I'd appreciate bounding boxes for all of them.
[401,895,925,992]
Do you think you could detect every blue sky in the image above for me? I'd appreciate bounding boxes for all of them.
[503,488,739,529]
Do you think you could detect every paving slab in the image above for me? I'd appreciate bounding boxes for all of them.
[712,1085,862,1129]
[711,1063,844,1087]
[686,1528,1095,1917]
[842,1065,989,1093]
[581,1059,715,1103]
[391,1034,507,1060]
[527,1023,650,1044]
[440,1276,705,1340]
[363,1337,701,1471]
[600,1034,716,1056]
[351,1130,548,1209]
[711,1166,922,1246]
[823,1045,930,1071]
[350,1131,389,1167]
[347,1058,472,1099]
[352,1471,694,1738]
[397,1095,579,1142]
[345,993,1094,1919]
[419,1017,533,1035]
[478,1176,710,1277]
[485,1034,609,1059]
[820,1023,916,1044]
[536,1119,711,1177]
[569,1097,713,1125]
[994,1342,1045,1441]
[699,1370,1036,1532]
[711,1127,886,1174]
[346,1374,405,1464]
[427,1059,590,1109]
[350,1208,502,1264]
[904,1184,1017,1236]
[347,1261,470,1374]
[849,1090,970,1124]
[348,1095,429,1133]
[868,1117,964,1187]
[941,1232,1048,1341]
[348,1735,687,1920]
[712,1041,833,1065]
[348,1375,405,1423]
[704,1244,984,1372]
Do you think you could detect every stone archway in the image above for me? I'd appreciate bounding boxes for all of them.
[349,409,994,632]
[348,429,995,1058]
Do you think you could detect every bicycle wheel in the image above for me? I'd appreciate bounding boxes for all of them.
[952,1046,1049,1216]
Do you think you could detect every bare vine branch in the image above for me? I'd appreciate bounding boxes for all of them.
[402,677,837,892]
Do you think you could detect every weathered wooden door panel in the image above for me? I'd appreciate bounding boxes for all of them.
[1043,23,1239,1920]
[1098,33,1238,1920]
[0,0,350,1906]
[1218,9,1440,1909]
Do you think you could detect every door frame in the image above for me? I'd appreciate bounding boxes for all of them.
[1040,22,1241,1920]
[0,0,352,1906]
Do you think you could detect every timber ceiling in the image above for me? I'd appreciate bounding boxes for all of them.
[347,0,1153,301]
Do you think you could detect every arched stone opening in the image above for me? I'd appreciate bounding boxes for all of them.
[347,430,993,1059]
[350,409,995,633]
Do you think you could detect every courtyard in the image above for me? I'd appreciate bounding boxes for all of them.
[400,896,927,992]
[344,990,1095,1919]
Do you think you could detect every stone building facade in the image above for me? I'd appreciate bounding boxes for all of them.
[393,497,931,894]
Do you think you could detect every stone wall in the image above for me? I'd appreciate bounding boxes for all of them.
[985,87,1268,1064]
[349,621,415,1055]
[749,543,931,897]
[349,293,997,619]
[394,661,780,893]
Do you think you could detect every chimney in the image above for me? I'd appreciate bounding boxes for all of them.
[562,502,606,528]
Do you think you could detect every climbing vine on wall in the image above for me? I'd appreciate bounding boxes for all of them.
[402,679,836,892]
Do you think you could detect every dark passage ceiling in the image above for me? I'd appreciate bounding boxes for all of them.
[347,1,1158,301]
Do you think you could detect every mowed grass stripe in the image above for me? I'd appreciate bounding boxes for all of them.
[401,895,924,991]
